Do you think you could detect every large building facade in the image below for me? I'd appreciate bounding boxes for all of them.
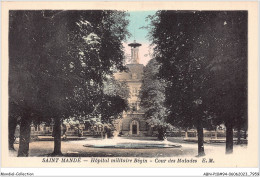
[114,41,149,136]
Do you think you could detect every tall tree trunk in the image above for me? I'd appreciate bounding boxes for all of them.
[17,114,32,157]
[243,130,247,139]
[157,127,163,140]
[52,118,62,155]
[157,127,166,140]
[197,118,205,156]
[225,121,233,154]
[158,127,166,140]
[9,115,17,150]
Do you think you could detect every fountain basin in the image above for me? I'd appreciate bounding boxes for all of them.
[83,143,181,149]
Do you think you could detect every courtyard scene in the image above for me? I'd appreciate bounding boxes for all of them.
[9,10,247,158]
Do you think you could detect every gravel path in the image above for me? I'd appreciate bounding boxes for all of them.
[10,137,247,157]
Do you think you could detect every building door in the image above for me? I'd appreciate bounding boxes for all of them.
[132,124,137,134]
[130,120,139,135]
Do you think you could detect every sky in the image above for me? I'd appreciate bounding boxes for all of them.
[123,11,156,66]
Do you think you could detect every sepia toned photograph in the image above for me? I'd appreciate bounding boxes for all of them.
[1,1,259,175]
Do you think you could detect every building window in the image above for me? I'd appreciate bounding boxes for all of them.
[131,87,139,96]
[131,102,138,111]
[133,87,137,93]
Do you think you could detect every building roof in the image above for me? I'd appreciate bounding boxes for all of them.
[128,41,142,48]
[114,64,144,81]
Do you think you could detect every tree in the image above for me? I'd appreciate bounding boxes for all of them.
[47,10,130,155]
[8,102,20,150]
[139,58,169,140]
[204,11,248,153]
[62,11,130,140]
[9,10,130,156]
[101,76,129,124]
[148,11,216,156]
[9,10,78,156]
[148,11,247,155]
[9,11,52,156]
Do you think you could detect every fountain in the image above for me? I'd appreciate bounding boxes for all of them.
[83,131,182,149]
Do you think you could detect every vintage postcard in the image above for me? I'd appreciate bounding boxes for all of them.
[1,1,259,176]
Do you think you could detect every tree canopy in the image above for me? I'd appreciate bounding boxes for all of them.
[9,10,130,156]
[148,10,247,154]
